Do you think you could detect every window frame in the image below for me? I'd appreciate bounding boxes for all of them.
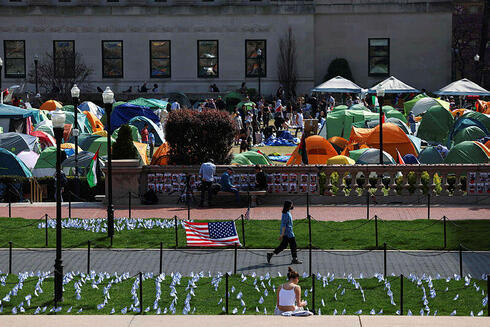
[53,40,75,79]
[245,39,266,78]
[368,38,390,77]
[3,40,26,79]
[149,40,171,79]
[102,40,124,79]
[197,40,219,78]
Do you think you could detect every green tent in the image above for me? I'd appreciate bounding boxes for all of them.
[348,148,369,162]
[128,98,168,110]
[231,150,271,165]
[453,126,487,145]
[34,147,58,169]
[223,92,243,112]
[416,105,454,145]
[460,111,490,133]
[86,136,115,157]
[384,109,408,123]
[349,104,370,111]
[418,146,444,164]
[35,124,54,137]
[403,94,428,115]
[62,105,83,114]
[231,153,253,165]
[332,105,348,111]
[236,101,255,111]
[444,141,489,164]
[113,125,141,142]
[321,109,379,139]
[63,111,92,134]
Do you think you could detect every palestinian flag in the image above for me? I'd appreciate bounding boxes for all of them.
[381,112,386,124]
[87,149,99,188]
[396,149,405,165]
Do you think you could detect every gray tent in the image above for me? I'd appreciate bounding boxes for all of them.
[356,148,396,164]
[418,146,444,164]
[366,117,410,134]
[0,132,40,155]
[62,151,104,176]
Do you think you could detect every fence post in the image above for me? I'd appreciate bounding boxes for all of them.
[374,215,379,248]
[159,241,163,275]
[174,216,178,249]
[427,193,430,220]
[87,240,91,274]
[400,274,404,315]
[45,214,49,247]
[459,244,463,277]
[139,272,143,314]
[8,241,12,274]
[311,274,316,315]
[383,242,387,278]
[225,272,229,314]
[366,192,370,220]
[187,195,191,221]
[128,192,131,219]
[487,274,489,317]
[241,214,246,247]
[307,192,312,277]
[68,191,72,219]
[233,243,237,275]
[443,216,447,249]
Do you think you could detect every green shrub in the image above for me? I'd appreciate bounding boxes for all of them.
[112,124,139,160]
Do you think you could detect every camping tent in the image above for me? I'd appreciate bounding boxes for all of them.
[403,94,428,115]
[79,101,105,119]
[287,136,338,165]
[232,150,271,166]
[40,100,63,111]
[61,151,102,176]
[444,141,489,164]
[368,76,419,94]
[128,116,164,146]
[64,111,91,134]
[410,97,450,116]
[0,148,32,177]
[311,76,362,93]
[110,103,161,133]
[86,136,115,158]
[128,98,168,110]
[326,155,355,165]
[133,141,149,165]
[34,120,54,136]
[151,142,170,165]
[32,146,67,177]
[319,109,379,139]
[356,148,396,164]
[453,126,487,145]
[17,150,39,170]
[347,148,369,162]
[416,104,454,145]
[418,146,444,164]
[366,117,410,135]
[0,132,40,154]
[30,130,56,148]
[434,78,490,96]
[475,100,490,114]
[327,136,349,153]
[83,111,103,133]
[113,125,141,142]
[0,104,40,133]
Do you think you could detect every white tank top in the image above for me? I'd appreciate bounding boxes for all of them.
[278,286,296,306]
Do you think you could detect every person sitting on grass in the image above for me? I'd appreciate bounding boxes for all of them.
[274,267,307,315]
[220,167,240,204]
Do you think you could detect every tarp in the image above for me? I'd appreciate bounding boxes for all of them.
[434,78,490,96]
[444,141,489,164]
[113,125,141,142]
[287,136,338,165]
[110,103,161,133]
[416,104,454,145]
[410,97,450,116]
[356,148,396,164]
[0,132,40,154]
[418,146,444,164]
[78,101,105,119]
[0,104,40,121]
[368,76,419,94]
[326,155,355,165]
[0,148,32,177]
[403,94,428,115]
[312,76,362,93]
[128,116,165,146]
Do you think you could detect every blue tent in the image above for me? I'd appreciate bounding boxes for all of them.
[418,146,444,164]
[109,103,160,133]
[0,104,40,121]
[0,148,32,177]
[78,101,105,119]
[0,132,40,154]
[402,154,420,164]
[128,116,165,146]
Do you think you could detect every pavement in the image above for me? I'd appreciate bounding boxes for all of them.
[0,315,489,327]
[1,202,489,221]
[1,248,489,278]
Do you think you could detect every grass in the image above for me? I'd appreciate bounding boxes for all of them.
[0,273,486,316]
[1,218,489,251]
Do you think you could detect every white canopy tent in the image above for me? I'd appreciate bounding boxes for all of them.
[433,78,490,96]
[368,76,419,94]
[311,76,362,93]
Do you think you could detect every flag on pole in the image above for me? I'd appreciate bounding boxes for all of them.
[396,149,405,164]
[183,221,241,247]
[87,148,99,188]
[381,113,385,124]
[299,134,308,164]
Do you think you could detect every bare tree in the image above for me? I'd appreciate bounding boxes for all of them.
[277,27,298,100]
[28,51,93,101]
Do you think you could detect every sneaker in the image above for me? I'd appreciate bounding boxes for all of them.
[291,258,302,264]
[267,252,273,264]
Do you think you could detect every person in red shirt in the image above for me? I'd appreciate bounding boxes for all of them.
[141,124,149,143]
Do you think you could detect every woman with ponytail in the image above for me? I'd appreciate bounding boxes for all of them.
[274,267,307,315]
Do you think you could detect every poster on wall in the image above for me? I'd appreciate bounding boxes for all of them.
[467,172,488,195]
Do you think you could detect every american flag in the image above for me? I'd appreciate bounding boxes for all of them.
[183,221,241,247]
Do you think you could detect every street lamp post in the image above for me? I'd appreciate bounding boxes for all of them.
[34,54,39,95]
[257,49,263,97]
[71,84,80,197]
[102,87,115,239]
[52,108,66,303]
[376,86,385,164]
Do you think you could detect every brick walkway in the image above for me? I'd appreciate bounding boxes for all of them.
[1,202,489,221]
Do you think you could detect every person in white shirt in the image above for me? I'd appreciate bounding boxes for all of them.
[171,101,180,111]
[199,160,216,207]
[293,110,304,137]
[274,267,306,315]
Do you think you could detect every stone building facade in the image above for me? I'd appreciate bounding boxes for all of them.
[0,0,453,96]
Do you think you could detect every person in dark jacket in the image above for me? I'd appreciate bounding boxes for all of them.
[255,165,267,190]
[220,167,240,203]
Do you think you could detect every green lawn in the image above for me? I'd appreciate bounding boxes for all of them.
[1,218,489,251]
[0,274,486,316]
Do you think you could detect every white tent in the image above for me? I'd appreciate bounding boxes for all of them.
[433,78,490,96]
[368,76,419,94]
[411,98,450,116]
[311,76,362,93]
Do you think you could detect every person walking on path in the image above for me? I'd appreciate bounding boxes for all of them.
[267,200,302,265]
[274,267,307,315]
[199,160,216,207]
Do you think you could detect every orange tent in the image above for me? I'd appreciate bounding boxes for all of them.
[327,136,348,152]
[485,140,490,149]
[83,111,104,133]
[340,143,369,157]
[476,100,490,114]
[133,141,149,165]
[451,108,468,117]
[60,143,83,152]
[286,135,337,165]
[475,141,490,157]
[40,100,62,111]
[348,123,417,158]
[151,142,170,165]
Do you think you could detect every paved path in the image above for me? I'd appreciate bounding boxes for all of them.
[1,202,489,221]
[1,248,489,278]
[1,315,489,327]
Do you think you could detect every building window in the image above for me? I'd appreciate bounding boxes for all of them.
[368,38,389,76]
[102,40,123,78]
[198,40,218,78]
[53,40,75,78]
[150,41,171,78]
[245,40,266,78]
[3,40,25,78]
